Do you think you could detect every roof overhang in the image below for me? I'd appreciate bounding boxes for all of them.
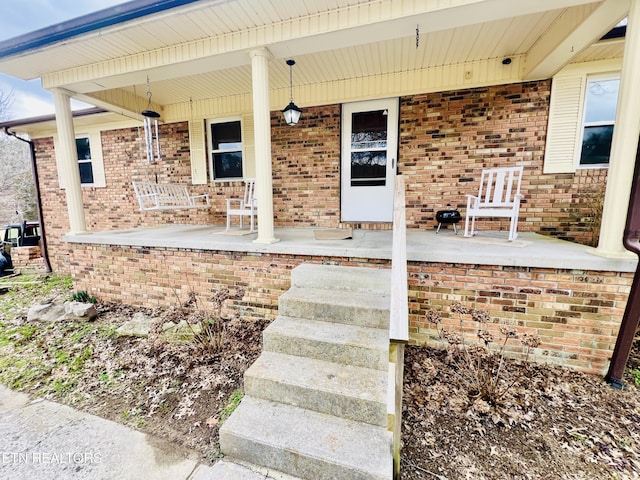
[0,0,629,124]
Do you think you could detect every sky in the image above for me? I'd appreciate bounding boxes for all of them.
[0,0,131,120]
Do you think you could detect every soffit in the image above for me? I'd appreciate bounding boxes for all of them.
[109,7,615,107]
[0,0,624,115]
[571,39,625,63]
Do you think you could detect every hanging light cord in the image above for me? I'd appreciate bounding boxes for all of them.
[289,63,294,102]
[146,75,153,110]
[286,59,297,103]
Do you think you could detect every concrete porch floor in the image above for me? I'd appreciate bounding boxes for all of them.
[64,224,637,273]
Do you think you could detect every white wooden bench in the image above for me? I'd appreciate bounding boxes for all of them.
[464,165,524,241]
[226,178,257,231]
[132,181,210,211]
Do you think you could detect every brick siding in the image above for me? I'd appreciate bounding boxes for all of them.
[32,80,625,373]
[36,80,607,253]
[65,242,630,375]
[7,246,45,272]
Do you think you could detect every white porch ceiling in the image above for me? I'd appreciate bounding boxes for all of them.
[0,0,628,118]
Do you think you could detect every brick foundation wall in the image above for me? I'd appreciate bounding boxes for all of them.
[66,242,630,375]
[407,263,631,375]
[35,80,608,259]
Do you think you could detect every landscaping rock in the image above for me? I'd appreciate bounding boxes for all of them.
[64,301,98,321]
[116,312,155,338]
[26,301,97,322]
[162,320,201,343]
[27,303,65,322]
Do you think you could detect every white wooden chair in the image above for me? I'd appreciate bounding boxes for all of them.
[226,178,257,232]
[464,166,524,241]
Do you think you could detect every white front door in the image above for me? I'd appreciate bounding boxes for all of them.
[341,98,399,222]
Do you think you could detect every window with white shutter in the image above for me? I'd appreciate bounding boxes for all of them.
[543,61,621,174]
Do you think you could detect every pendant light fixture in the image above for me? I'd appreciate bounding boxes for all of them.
[282,59,302,126]
[141,76,161,162]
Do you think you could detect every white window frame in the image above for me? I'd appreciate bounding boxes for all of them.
[53,130,106,188]
[577,73,620,170]
[206,117,244,182]
[75,135,95,185]
[543,59,622,174]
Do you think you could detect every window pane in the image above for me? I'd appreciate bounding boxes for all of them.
[212,122,242,150]
[79,162,94,184]
[584,79,619,123]
[351,151,386,186]
[76,137,91,160]
[351,111,387,150]
[580,125,614,165]
[213,152,243,179]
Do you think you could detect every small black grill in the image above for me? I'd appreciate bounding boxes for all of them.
[436,204,462,234]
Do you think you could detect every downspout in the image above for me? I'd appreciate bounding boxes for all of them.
[605,138,640,388]
[4,127,52,273]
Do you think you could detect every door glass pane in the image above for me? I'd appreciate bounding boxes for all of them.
[351,151,387,186]
[351,110,387,187]
[351,110,387,149]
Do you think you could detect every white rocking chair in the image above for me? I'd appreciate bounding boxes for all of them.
[464,166,524,241]
[226,178,257,232]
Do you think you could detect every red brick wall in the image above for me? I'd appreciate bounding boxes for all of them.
[35,81,607,252]
[271,105,342,227]
[65,242,630,374]
[399,81,607,246]
[7,246,45,272]
[407,262,630,375]
[36,124,252,271]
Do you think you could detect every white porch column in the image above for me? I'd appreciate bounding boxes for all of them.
[596,0,640,256]
[52,89,87,234]
[249,47,279,244]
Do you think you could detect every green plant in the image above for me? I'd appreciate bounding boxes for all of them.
[122,408,146,429]
[16,324,37,341]
[629,368,640,386]
[426,302,541,407]
[0,324,37,345]
[51,378,75,395]
[0,355,51,391]
[70,290,97,304]
[220,389,243,424]
[69,346,93,373]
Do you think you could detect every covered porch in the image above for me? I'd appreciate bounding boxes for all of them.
[63,223,635,375]
[65,223,636,272]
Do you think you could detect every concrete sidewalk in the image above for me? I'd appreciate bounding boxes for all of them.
[0,385,217,480]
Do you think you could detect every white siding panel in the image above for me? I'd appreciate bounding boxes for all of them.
[543,74,586,174]
[189,119,208,184]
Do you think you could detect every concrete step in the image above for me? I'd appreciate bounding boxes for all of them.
[219,396,393,480]
[263,315,389,371]
[279,286,390,329]
[244,351,388,426]
[290,263,390,293]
